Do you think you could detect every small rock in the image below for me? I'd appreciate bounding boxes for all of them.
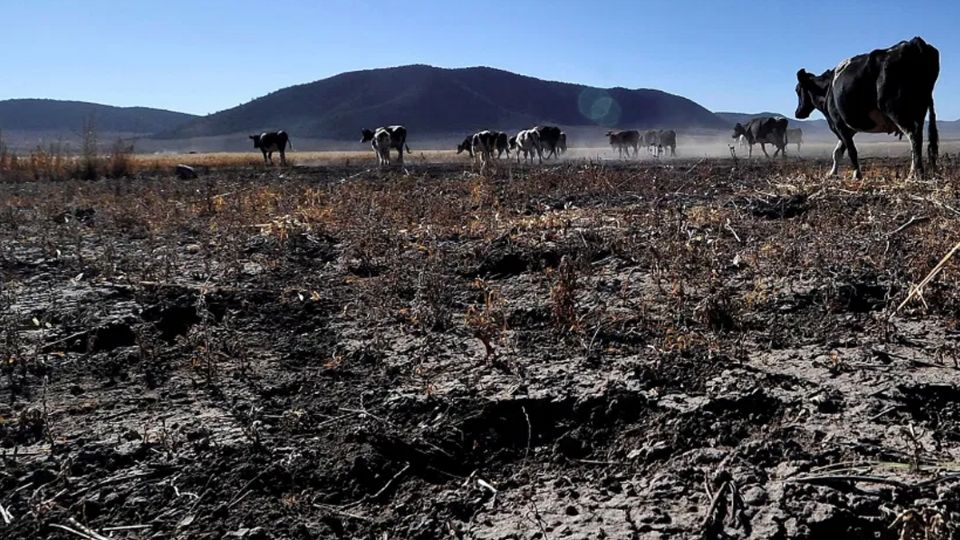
[806,502,838,525]
[185,244,201,254]
[741,485,767,505]
[243,261,264,275]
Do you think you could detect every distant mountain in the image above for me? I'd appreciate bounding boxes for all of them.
[0,99,197,135]
[158,64,729,141]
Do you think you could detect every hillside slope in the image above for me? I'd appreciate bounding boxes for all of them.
[160,65,729,140]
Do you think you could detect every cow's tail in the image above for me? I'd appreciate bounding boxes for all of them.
[928,98,939,169]
[405,143,411,154]
[286,137,293,151]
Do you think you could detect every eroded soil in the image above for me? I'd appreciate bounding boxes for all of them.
[2,157,960,539]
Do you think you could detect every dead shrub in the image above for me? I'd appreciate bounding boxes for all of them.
[28,142,71,181]
[79,118,100,181]
[464,279,508,359]
[694,285,741,332]
[549,255,580,333]
[410,254,454,332]
[106,138,134,178]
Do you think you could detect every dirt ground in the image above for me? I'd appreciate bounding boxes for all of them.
[3,155,960,539]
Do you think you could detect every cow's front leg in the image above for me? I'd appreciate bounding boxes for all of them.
[760,143,770,158]
[827,140,844,177]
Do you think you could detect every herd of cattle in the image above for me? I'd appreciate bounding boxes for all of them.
[456,125,568,165]
[248,37,941,178]
[605,129,677,158]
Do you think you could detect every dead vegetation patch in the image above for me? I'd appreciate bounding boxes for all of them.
[2,158,960,538]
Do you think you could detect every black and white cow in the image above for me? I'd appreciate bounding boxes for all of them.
[361,125,411,166]
[786,128,803,152]
[732,117,788,158]
[458,131,508,163]
[366,128,393,167]
[471,130,499,164]
[513,129,543,164]
[249,131,291,165]
[534,125,563,159]
[796,37,939,179]
[606,130,640,158]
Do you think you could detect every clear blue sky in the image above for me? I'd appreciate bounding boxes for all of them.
[6,0,960,119]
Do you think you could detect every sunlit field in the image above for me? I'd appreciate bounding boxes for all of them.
[3,153,960,538]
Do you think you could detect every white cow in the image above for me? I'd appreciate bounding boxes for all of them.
[512,129,543,164]
[471,130,497,165]
[361,125,410,166]
[370,128,392,166]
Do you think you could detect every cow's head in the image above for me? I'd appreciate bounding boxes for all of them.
[360,129,375,143]
[249,134,262,148]
[795,69,830,119]
[732,123,746,138]
[456,137,472,155]
[508,136,518,150]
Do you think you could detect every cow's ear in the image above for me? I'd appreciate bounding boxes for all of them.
[796,69,812,85]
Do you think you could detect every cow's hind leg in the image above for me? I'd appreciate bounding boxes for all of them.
[837,128,861,179]
[760,143,770,158]
[905,126,924,179]
[890,116,924,178]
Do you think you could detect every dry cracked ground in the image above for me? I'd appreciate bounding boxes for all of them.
[2,157,960,539]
